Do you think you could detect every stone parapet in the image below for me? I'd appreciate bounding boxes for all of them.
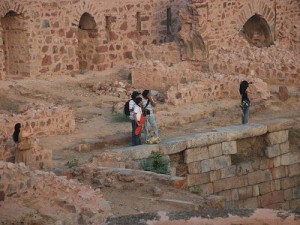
[91,118,299,210]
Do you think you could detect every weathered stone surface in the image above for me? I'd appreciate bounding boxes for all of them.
[208,143,222,158]
[247,170,272,185]
[215,124,268,141]
[119,144,160,160]
[187,173,210,186]
[281,152,300,166]
[262,119,294,133]
[213,155,231,170]
[186,131,228,148]
[184,146,209,163]
[159,137,187,155]
[266,130,289,145]
[265,144,281,158]
[222,141,237,155]
[278,86,289,101]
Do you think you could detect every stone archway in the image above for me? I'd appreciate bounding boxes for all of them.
[242,14,273,48]
[78,12,99,72]
[1,10,30,76]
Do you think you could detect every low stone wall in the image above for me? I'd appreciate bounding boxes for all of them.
[91,118,300,210]
[0,105,75,168]
[0,162,110,224]
[131,61,270,105]
[210,42,300,86]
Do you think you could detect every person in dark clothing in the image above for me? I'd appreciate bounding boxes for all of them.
[239,80,252,124]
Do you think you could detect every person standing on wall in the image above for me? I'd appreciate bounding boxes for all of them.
[142,90,159,143]
[12,122,34,165]
[129,91,141,146]
[133,97,143,146]
[239,80,252,124]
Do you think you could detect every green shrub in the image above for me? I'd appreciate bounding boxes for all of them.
[65,158,78,168]
[140,151,170,175]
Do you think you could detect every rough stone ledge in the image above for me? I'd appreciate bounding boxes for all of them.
[214,123,268,141]
[261,118,295,132]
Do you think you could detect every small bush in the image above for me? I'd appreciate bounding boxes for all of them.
[140,151,170,175]
[65,158,78,168]
[112,113,130,122]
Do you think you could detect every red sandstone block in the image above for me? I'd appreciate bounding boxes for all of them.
[271,166,287,179]
[259,190,284,207]
[247,169,272,185]
[260,158,274,170]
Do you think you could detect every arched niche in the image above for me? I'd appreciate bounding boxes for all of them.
[79,12,97,30]
[242,14,273,48]
[78,12,98,72]
[1,10,30,76]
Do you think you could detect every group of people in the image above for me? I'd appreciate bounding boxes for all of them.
[128,80,252,146]
[128,90,159,146]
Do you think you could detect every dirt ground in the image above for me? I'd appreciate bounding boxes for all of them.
[1,67,300,217]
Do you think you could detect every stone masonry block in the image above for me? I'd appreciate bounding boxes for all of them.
[284,189,293,201]
[281,152,300,166]
[184,146,209,163]
[200,159,214,173]
[222,141,237,155]
[120,144,159,160]
[214,155,231,170]
[259,181,272,195]
[210,170,221,182]
[280,176,298,190]
[238,197,259,209]
[159,138,187,155]
[290,199,300,209]
[238,186,253,200]
[288,163,300,177]
[259,190,284,207]
[248,170,272,185]
[198,183,214,195]
[263,118,294,133]
[236,162,253,176]
[292,186,300,199]
[187,161,201,174]
[220,165,237,179]
[273,156,281,167]
[271,166,287,179]
[279,141,290,154]
[208,143,222,158]
[253,185,260,197]
[266,130,289,145]
[187,173,210,186]
[265,144,281,158]
[213,175,247,193]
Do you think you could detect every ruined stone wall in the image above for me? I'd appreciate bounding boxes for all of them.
[180,0,300,86]
[0,162,110,224]
[159,120,300,210]
[210,42,300,86]
[0,105,75,168]
[90,119,300,210]
[132,61,270,105]
[0,0,184,78]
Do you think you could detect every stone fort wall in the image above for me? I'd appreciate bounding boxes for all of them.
[0,0,184,78]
